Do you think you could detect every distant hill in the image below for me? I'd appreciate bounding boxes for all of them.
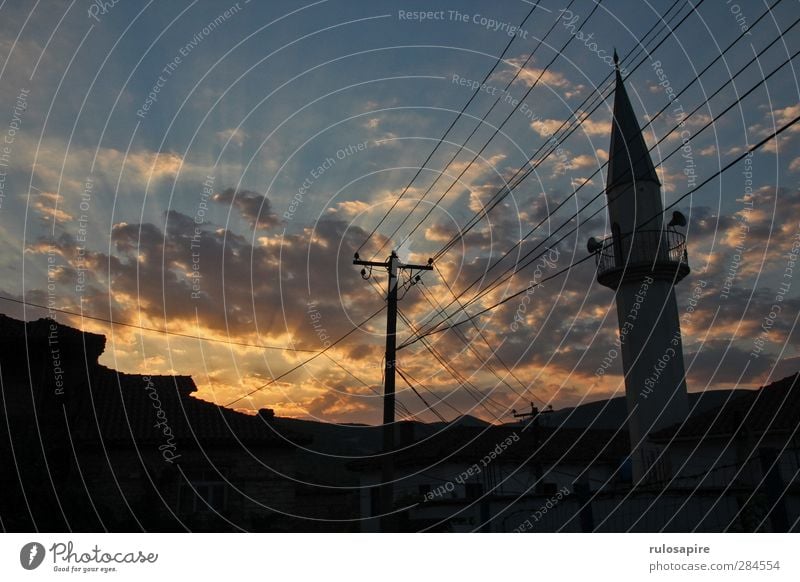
[273,413,490,455]
[527,389,750,430]
[272,417,382,455]
[271,390,751,456]
[437,414,491,428]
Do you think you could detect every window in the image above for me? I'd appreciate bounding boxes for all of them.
[193,482,226,512]
[369,486,380,517]
[612,222,623,266]
[536,482,558,496]
[464,483,484,499]
[179,471,228,514]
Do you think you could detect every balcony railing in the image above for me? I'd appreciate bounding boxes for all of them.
[595,229,689,284]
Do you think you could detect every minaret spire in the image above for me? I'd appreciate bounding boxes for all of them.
[607,59,660,190]
[588,65,691,484]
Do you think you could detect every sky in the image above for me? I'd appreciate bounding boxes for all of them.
[0,0,799,424]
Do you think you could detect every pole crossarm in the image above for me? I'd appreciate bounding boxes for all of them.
[353,253,434,272]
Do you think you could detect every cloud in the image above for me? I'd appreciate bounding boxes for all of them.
[216,128,248,146]
[745,104,800,154]
[685,342,774,387]
[31,191,73,223]
[18,210,399,416]
[94,148,183,182]
[16,176,800,421]
[211,187,280,230]
[326,200,372,218]
[530,116,610,138]
[774,103,800,131]
[495,55,572,89]
[569,154,599,169]
[683,113,713,129]
[761,134,793,155]
[11,134,188,193]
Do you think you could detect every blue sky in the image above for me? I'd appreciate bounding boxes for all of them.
[1,0,799,423]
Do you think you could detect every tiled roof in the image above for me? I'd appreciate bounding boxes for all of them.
[0,314,105,358]
[0,313,301,449]
[652,373,800,441]
[73,366,302,448]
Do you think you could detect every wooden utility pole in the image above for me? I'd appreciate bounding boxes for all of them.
[353,250,432,532]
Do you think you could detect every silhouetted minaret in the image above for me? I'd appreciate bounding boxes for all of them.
[590,53,690,482]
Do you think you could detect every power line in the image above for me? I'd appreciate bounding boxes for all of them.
[414,282,530,409]
[387,0,706,340]
[366,276,504,421]
[382,0,609,259]
[396,305,508,422]
[1,281,422,419]
[400,109,800,347]
[359,3,694,397]
[384,5,708,406]
[430,264,542,401]
[415,274,546,406]
[407,24,798,341]
[410,107,800,344]
[421,0,695,257]
[397,364,466,418]
[396,366,447,423]
[224,305,386,407]
[322,352,418,422]
[433,0,714,260]
[433,0,713,261]
[401,255,593,348]
[448,40,800,319]
[371,0,585,259]
[356,2,542,255]
[434,0,787,280]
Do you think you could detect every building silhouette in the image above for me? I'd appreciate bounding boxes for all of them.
[0,314,355,532]
[1,312,797,532]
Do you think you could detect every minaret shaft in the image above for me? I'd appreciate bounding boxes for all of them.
[615,276,689,473]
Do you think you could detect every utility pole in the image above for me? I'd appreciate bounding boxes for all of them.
[512,402,553,445]
[511,402,553,423]
[353,250,432,532]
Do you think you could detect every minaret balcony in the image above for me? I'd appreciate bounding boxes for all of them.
[595,229,690,288]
